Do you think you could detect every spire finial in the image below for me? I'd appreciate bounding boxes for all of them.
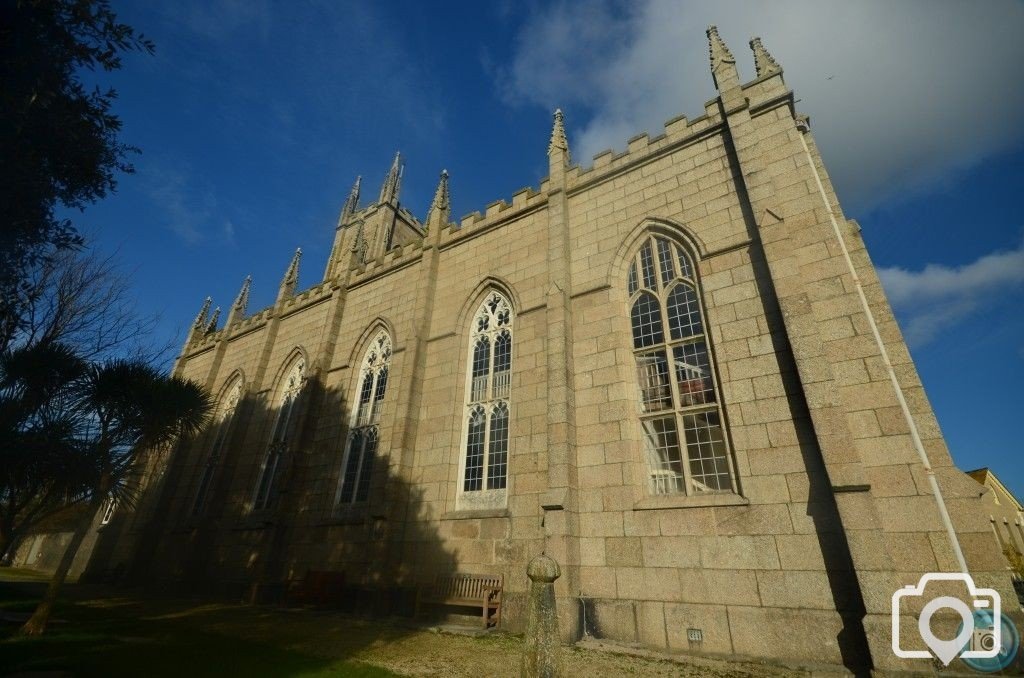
[192,296,212,331]
[547,109,570,162]
[230,274,251,323]
[379,151,403,204]
[205,307,220,334]
[706,25,739,91]
[338,176,362,228]
[749,36,781,77]
[426,169,450,230]
[279,247,302,301]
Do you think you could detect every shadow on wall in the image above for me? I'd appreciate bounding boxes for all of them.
[82,372,459,622]
[722,132,872,675]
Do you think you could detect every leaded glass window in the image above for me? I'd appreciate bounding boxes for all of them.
[462,292,513,496]
[337,331,391,507]
[626,235,735,495]
[191,377,243,516]
[253,358,305,510]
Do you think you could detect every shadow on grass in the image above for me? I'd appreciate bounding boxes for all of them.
[41,361,467,673]
[0,580,398,677]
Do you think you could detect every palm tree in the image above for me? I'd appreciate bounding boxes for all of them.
[0,342,89,562]
[19,359,211,635]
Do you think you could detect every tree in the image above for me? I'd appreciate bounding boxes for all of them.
[19,359,211,635]
[0,244,167,564]
[0,243,163,360]
[0,342,90,561]
[0,0,154,338]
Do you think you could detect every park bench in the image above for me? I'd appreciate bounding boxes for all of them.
[285,570,346,607]
[416,573,502,629]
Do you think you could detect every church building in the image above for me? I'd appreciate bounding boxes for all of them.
[86,28,1016,673]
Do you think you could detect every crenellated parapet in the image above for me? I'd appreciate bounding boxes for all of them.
[182,27,793,363]
[348,238,426,287]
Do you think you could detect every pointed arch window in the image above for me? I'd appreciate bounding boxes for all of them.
[460,293,513,503]
[626,236,735,496]
[253,357,305,510]
[191,377,243,516]
[337,331,391,506]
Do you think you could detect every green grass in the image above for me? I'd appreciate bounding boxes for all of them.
[0,566,52,582]
[0,581,400,677]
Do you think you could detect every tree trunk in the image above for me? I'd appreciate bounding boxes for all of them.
[18,493,104,635]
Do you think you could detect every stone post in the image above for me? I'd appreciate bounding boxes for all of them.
[521,554,562,678]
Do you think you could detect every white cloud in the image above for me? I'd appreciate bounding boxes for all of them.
[142,163,216,245]
[878,240,1024,346]
[501,0,1024,213]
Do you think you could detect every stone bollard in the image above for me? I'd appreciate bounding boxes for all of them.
[521,554,562,678]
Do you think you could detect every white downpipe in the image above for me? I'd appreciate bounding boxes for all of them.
[796,125,969,574]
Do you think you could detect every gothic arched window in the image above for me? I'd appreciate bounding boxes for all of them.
[626,235,734,495]
[253,357,305,510]
[460,292,513,503]
[337,331,391,506]
[191,376,243,516]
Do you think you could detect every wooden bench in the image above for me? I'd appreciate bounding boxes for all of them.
[285,570,346,607]
[416,573,502,628]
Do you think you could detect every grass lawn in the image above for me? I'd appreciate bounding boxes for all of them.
[0,578,398,677]
[0,572,809,677]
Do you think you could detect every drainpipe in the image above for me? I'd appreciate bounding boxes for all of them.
[795,119,969,574]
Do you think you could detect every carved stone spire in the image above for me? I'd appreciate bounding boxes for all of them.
[192,296,211,331]
[707,25,740,91]
[185,296,212,346]
[338,176,361,228]
[227,275,251,325]
[547,109,570,162]
[547,108,570,183]
[205,307,220,334]
[426,169,450,230]
[749,36,781,77]
[378,151,403,204]
[278,248,302,302]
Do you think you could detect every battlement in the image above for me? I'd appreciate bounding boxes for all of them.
[180,28,792,360]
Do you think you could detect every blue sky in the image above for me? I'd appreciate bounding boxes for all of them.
[77,1,1024,495]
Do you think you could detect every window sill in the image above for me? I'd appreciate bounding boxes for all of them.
[633,492,748,511]
[441,508,510,521]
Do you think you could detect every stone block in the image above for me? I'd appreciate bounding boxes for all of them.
[699,535,780,570]
[579,566,616,598]
[641,535,700,569]
[586,599,637,642]
[755,570,838,610]
[678,568,761,606]
[605,537,643,567]
[774,533,829,570]
[663,602,733,656]
[636,601,668,649]
[713,503,793,535]
[727,606,845,664]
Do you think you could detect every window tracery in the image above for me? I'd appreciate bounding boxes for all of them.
[191,377,243,516]
[337,331,391,506]
[253,357,305,510]
[461,292,513,501]
[626,236,734,495]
